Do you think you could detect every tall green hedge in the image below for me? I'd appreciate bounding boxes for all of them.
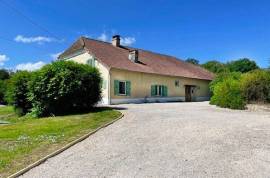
[5,71,32,115]
[28,61,102,117]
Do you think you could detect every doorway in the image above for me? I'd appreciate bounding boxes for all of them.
[185,85,192,102]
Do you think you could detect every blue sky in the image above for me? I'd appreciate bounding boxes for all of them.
[0,0,270,70]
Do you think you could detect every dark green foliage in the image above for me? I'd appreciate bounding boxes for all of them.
[210,74,245,110]
[0,80,7,104]
[202,60,228,74]
[28,61,102,117]
[185,58,199,65]
[0,69,10,80]
[227,58,259,73]
[6,71,32,116]
[241,70,270,103]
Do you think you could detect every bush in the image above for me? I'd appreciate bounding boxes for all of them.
[209,72,241,92]
[210,78,245,109]
[6,71,32,115]
[0,80,7,104]
[241,70,270,103]
[28,61,101,117]
[210,73,246,109]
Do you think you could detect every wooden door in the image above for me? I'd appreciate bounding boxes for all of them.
[185,85,192,102]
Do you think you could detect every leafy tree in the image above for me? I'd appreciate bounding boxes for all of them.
[5,71,32,115]
[28,61,102,117]
[0,69,10,80]
[227,58,259,73]
[185,58,199,65]
[201,60,227,73]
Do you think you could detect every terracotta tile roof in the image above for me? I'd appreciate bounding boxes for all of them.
[59,37,214,81]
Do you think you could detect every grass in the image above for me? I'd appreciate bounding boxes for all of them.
[0,106,121,178]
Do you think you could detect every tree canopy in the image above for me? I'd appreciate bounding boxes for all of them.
[227,58,259,73]
[0,69,10,80]
[201,60,227,74]
[185,58,199,65]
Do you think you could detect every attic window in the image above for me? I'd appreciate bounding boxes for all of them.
[128,50,139,63]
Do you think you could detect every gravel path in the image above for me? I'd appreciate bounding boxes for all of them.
[20,102,270,178]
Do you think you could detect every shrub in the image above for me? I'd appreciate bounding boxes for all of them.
[210,73,246,109]
[210,78,245,109]
[5,71,32,115]
[28,61,101,117]
[209,72,241,92]
[241,70,270,103]
[0,80,7,104]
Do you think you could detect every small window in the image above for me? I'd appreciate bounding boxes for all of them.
[102,80,107,89]
[175,80,180,87]
[87,58,95,67]
[119,81,126,95]
[154,85,163,96]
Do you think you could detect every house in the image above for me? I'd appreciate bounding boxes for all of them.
[58,35,214,104]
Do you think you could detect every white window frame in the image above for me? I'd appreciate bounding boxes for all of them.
[118,81,127,95]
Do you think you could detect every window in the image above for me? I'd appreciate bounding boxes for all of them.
[151,85,168,97]
[87,58,95,67]
[154,85,162,96]
[175,80,180,87]
[102,80,107,89]
[114,80,131,96]
[119,81,126,95]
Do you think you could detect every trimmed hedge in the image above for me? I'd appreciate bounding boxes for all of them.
[28,61,102,117]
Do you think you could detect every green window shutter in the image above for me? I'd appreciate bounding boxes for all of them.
[126,81,131,96]
[163,86,168,97]
[151,85,155,96]
[114,80,119,95]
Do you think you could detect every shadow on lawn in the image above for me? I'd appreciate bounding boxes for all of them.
[50,106,127,117]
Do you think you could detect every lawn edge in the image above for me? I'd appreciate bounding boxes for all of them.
[7,112,124,178]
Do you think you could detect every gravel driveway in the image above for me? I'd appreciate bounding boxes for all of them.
[20,102,270,178]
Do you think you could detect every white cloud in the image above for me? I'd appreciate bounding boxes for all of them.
[16,61,46,71]
[50,52,62,60]
[14,35,56,44]
[121,37,136,46]
[0,54,9,66]
[97,33,108,42]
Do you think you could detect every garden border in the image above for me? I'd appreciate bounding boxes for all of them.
[8,112,124,178]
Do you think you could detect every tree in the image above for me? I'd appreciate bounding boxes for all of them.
[0,69,10,80]
[227,58,259,73]
[185,58,199,65]
[201,60,227,74]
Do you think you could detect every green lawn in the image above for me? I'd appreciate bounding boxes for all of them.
[0,106,121,178]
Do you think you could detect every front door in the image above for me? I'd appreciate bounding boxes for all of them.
[185,85,192,102]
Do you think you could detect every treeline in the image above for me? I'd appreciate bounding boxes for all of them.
[186,58,270,109]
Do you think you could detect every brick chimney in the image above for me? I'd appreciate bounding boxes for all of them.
[112,35,120,47]
[129,49,139,63]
